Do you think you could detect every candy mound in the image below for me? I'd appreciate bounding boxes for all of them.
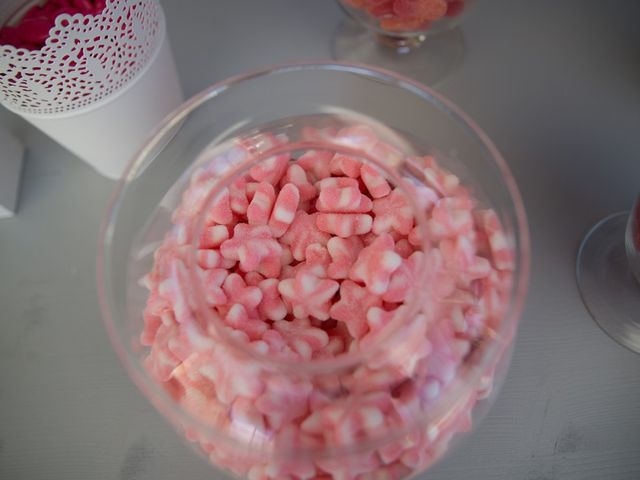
[342,0,466,33]
[140,125,514,479]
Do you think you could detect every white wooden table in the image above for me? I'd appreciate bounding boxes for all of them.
[1,1,639,479]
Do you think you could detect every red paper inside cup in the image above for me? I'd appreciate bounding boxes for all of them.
[0,0,107,50]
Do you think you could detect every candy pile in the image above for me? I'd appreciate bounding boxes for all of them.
[140,125,514,479]
[342,0,466,33]
[0,0,106,50]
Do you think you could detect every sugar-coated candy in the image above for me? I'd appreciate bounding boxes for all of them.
[330,280,382,338]
[220,224,282,277]
[255,377,313,429]
[429,197,473,239]
[316,176,359,190]
[225,304,268,341]
[475,209,515,271]
[247,182,275,225]
[273,318,330,360]
[334,124,378,151]
[395,238,414,258]
[280,211,331,261]
[440,236,491,280]
[316,212,373,238]
[244,271,265,287]
[329,153,362,178]
[206,188,234,225]
[327,236,364,279]
[257,278,287,321]
[278,269,339,321]
[201,268,228,307]
[350,234,403,295]
[222,273,263,314]
[372,188,414,235]
[316,185,372,213]
[196,249,221,269]
[268,183,300,237]
[422,156,460,196]
[249,154,290,185]
[383,251,424,303]
[281,164,317,202]
[304,243,331,277]
[297,150,333,181]
[361,163,392,199]
[229,177,250,215]
[200,225,230,249]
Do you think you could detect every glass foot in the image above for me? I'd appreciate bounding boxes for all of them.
[331,19,466,86]
[577,212,640,353]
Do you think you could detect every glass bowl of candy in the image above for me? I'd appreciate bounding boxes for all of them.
[98,62,529,480]
[332,0,473,84]
[338,0,470,38]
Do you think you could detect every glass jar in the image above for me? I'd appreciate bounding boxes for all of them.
[98,62,529,479]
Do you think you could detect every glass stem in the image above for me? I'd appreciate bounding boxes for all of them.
[375,33,427,53]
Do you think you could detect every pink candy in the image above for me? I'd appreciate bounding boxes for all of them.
[316,213,373,238]
[281,211,331,261]
[278,269,339,321]
[247,182,275,225]
[297,149,333,181]
[361,163,392,199]
[220,224,282,278]
[316,185,372,213]
[225,304,268,341]
[476,210,515,271]
[429,196,474,239]
[329,153,362,178]
[326,236,364,279]
[383,251,425,303]
[281,164,317,202]
[273,318,330,359]
[141,126,516,480]
[350,234,403,295]
[249,153,289,185]
[200,225,230,249]
[257,278,288,321]
[372,188,414,236]
[222,273,262,314]
[207,188,234,225]
[268,183,300,237]
[330,280,382,338]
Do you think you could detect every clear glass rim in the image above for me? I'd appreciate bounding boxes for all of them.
[185,140,433,375]
[97,61,530,457]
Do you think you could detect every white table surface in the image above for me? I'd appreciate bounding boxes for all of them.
[1,1,640,479]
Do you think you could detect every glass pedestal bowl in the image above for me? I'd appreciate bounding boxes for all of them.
[98,62,529,480]
[577,197,640,354]
[333,0,475,84]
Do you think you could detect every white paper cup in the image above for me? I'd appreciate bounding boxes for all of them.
[20,33,182,179]
[0,0,184,179]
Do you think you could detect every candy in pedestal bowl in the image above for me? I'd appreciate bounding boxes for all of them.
[332,0,475,84]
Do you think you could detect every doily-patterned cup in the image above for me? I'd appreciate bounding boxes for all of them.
[0,0,183,179]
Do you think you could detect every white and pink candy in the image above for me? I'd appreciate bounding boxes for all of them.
[141,127,515,480]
